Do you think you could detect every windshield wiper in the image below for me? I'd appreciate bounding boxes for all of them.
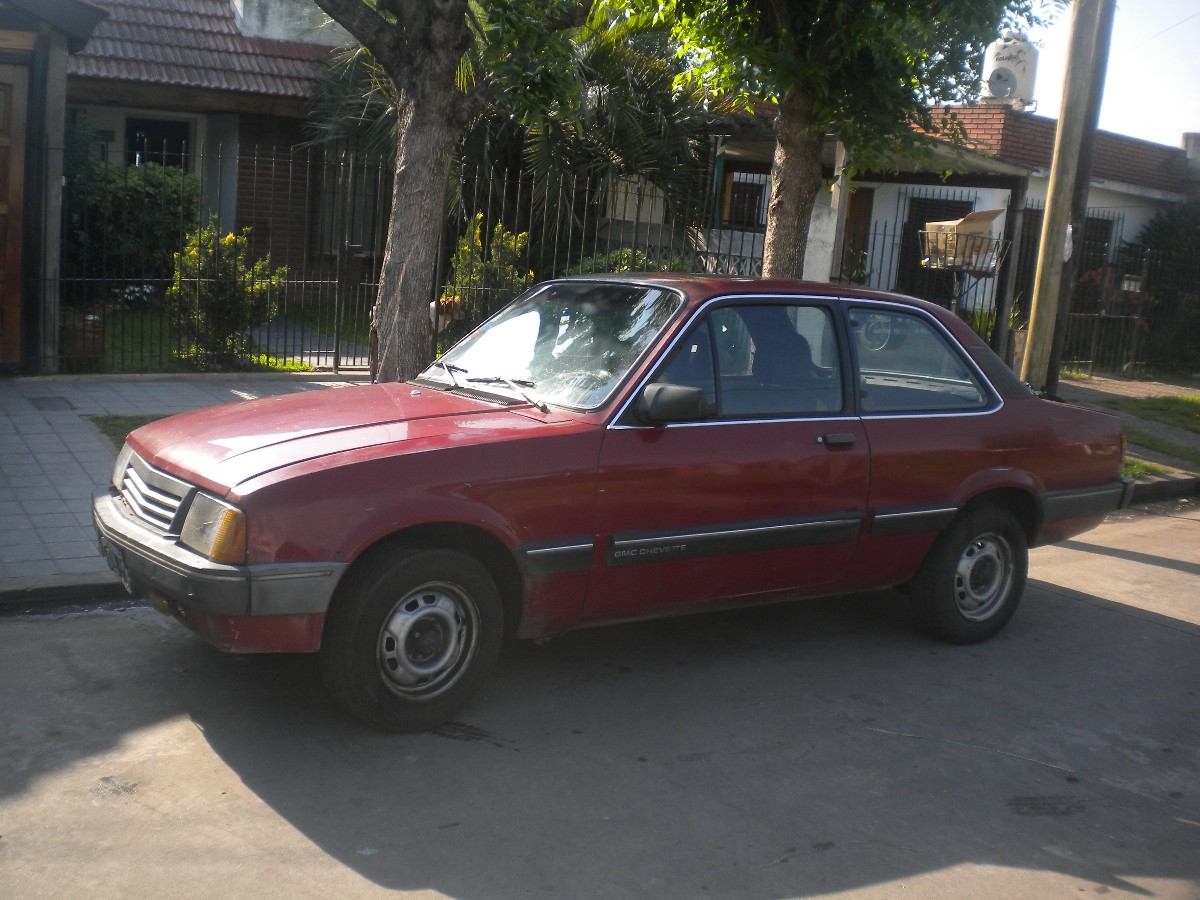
[433,360,468,389]
[466,375,549,413]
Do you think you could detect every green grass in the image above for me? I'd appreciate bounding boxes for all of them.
[1121,458,1168,479]
[1059,366,1091,381]
[1103,395,1200,435]
[74,308,313,373]
[1124,427,1200,470]
[90,414,167,449]
[241,353,314,372]
[103,310,190,373]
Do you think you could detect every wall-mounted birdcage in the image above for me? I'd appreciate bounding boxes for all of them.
[919,209,1010,277]
[917,209,1012,318]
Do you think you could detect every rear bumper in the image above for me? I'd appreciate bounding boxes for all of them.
[93,488,345,651]
[1041,480,1129,522]
[1034,479,1131,547]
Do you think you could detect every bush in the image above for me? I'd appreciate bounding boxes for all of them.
[438,213,536,341]
[64,160,200,285]
[563,247,691,275]
[167,217,286,367]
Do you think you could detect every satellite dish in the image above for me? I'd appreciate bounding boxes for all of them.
[987,67,1017,100]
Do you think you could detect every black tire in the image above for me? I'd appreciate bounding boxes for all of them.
[908,506,1028,644]
[320,546,504,731]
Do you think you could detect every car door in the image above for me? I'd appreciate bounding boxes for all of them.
[842,301,1008,590]
[583,297,869,623]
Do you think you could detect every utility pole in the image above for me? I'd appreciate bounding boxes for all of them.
[1020,0,1118,390]
[1043,0,1117,397]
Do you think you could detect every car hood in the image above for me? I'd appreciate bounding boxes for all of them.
[128,383,550,493]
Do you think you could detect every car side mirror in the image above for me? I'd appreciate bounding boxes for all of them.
[638,383,711,424]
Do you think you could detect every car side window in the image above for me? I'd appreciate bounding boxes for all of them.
[850,308,990,413]
[654,304,843,418]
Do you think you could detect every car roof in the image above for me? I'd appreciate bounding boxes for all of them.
[552,273,953,318]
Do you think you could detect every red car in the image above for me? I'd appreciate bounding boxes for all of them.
[93,276,1129,730]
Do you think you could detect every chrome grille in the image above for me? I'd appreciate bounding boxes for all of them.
[117,451,193,533]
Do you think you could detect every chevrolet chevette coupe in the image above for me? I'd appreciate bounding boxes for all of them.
[94,276,1129,730]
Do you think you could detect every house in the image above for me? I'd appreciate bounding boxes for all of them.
[1,0,352,373]
[686,102,1195,345]
[64,0,347,255]
[0,0,104,373]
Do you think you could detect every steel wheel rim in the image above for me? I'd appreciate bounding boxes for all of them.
[377,581,478,699]
[953,531,1013,622]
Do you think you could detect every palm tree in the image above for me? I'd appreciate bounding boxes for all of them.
[306,8,715,272]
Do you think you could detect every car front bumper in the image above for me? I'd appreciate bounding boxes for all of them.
[93,488,346,652]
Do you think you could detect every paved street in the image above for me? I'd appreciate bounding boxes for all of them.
[0,501,1197,899]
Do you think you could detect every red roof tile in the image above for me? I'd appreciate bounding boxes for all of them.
[939,105,1188,195]
[67,0,332,99]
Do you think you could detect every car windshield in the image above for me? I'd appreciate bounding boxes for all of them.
[417,281,683,410]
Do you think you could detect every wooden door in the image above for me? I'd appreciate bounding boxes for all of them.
[0,64,28,368]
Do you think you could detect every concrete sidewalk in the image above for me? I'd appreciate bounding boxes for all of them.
[0,373,370,604]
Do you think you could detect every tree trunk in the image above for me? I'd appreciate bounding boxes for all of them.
[761,90,824,280]
[371,97,460,382]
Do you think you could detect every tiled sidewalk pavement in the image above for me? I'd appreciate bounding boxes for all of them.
[1,373,370,597]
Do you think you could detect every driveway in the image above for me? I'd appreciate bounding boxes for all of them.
[0,502,1197,899]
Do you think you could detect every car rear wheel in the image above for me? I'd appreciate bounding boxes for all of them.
[908,506,1027,644]
[320,547,504,731]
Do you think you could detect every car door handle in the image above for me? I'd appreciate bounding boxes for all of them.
[819,432,857,448]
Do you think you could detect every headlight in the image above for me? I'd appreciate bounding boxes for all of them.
[112,443,134,489]
[180,492,246,564]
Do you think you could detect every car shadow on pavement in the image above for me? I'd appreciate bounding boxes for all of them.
[3,584,1198,897]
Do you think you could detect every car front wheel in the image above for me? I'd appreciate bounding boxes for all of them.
[908,507,1028,644]
[320,547,504,731]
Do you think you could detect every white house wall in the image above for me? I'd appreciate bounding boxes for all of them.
[1022,178,1170,243]
[231,0,351,46]
[802,187,838,282]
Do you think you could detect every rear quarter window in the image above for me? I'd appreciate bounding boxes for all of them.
[850,308,993,414]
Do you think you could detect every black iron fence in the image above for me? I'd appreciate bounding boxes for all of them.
[54,144,388,373]
[49,145,764,374]
[1057,244,1200,378]
[47,144,1199,378]
[835,206,1199,379]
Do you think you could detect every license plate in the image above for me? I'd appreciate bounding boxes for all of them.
[102,540,134,594]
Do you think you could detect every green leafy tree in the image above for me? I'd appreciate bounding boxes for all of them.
[1135,201,1200,370]
[167,217,287,367]
[649,0,1039,278]
[1138,201,1200,260]
[307,7,712,305]
[312,0,591,382]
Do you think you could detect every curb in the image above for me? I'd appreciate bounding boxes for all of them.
[1128,473,1199,504]
[0,572,129,615]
